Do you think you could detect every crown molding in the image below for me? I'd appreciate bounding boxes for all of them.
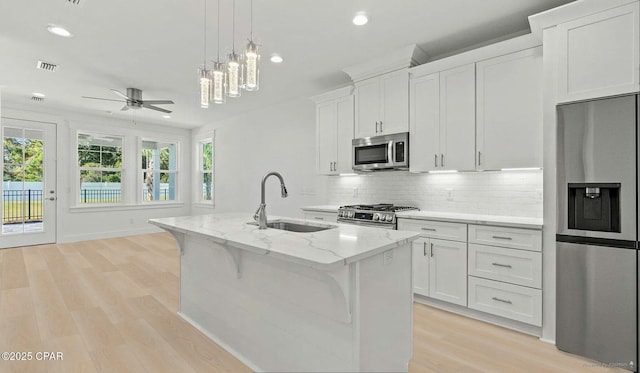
[342,44,430,82]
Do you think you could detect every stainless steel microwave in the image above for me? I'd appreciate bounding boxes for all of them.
[352,132,409,171]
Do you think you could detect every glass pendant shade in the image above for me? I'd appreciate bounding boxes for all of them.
[227,52,243,98]
[212,61,227,104]
[244,40,259,91]
[198,67,211,108]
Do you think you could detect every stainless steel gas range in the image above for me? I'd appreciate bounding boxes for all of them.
[337,204,419,230]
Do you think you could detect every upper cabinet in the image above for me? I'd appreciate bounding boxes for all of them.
[354,69,410,138]
[410,64,476,172]
[312,87,354,175]
[530,0,640,102]
[476,47,543,170]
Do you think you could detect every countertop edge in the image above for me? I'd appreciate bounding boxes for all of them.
[300,205,341,213]
[395,213,543,230]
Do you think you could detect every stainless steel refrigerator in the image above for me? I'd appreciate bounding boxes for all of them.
[556,94,639,371]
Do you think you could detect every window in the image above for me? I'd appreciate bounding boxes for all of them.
[199,139,214,202]
[141,140,178,202]
[77,133,123,204]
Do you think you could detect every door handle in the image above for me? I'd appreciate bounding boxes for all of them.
[491,262,513,268]
[434,154,438,168]
[375,121,379,133]
[421,227,436,231]
[492,236,513,240]
[314,217,324,220]
[441,153,444,167]
[478,151,482,166]
[492,297,513,304]
[430,242,434,257]
[379,121,383,132]
[49,197,56,201]
[423,241,427,256]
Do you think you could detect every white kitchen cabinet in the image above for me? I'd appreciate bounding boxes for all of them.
[410,65,475,172]
[314,88,354,175]
[355,69,409,138]
[476,47,543,170]
[398,219,467,306]
[412,238,430,297]
[303,211,337,223]
[556,2,640,103]
[429,238,468,306]
[409,73,439,172]
[439,64,476,171]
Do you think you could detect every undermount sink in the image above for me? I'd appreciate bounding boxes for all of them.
[248,219,336,233]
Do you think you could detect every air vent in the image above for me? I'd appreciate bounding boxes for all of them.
[31,96,44,102]
[36,60,58,72]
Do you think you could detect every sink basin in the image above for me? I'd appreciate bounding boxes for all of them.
[248,219,336,233]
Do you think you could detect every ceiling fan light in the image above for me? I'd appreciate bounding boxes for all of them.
[227,52,243,98]
[243,40,259,91]
[199,67,211,108]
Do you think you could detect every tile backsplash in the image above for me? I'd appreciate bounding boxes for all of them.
[326,170,543,218]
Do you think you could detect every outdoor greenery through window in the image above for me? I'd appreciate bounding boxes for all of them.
[200,139,213,202]
[141,140,177,202]
[78,133,123,204]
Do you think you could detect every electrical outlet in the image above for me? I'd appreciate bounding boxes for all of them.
[383,250,393,265]
[446,188,454,201]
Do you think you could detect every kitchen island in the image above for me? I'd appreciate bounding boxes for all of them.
[148,213,419,372]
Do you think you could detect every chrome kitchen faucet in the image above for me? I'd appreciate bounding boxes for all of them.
[254,172,288,229]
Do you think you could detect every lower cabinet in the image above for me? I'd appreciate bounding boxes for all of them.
[468,276,542,326]
[400,218,543,328]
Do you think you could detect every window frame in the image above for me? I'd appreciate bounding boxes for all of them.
[76,131,125,207]
[197,137,214,204]
[139,137,180,204]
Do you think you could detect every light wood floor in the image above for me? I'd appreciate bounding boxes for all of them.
[0,233,628,373]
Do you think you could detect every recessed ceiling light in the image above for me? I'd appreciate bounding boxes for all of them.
[352,12,368,26]
[32,92,46,98]
[270,54,283,63]
[162,115,171,119]
[47,24,73,38]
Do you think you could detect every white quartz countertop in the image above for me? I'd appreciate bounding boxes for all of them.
[396,211,543,229]
[300,205,341,213]
[149,213,419,270]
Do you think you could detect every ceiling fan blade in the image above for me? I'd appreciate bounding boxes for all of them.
[110,89,130,100]
[120,105,130,112]
[141,100,174,105]
[143,104,172,113]
[81,96,125,102]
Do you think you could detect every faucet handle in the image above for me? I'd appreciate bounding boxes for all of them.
[253,205,262,221]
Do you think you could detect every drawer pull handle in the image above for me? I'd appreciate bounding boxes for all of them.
[492,297,512,304]
[421,228,437,231]
[314,217,324,220]
[491,262,513,268]
[423,242,427,256]
[492,236,513,240]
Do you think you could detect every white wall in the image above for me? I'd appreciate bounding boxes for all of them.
[192,97,328,218]
[1,103,192,243]
[326,170,543,218]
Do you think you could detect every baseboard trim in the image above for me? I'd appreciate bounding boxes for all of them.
[414,295,543,337]
[178,312,262,373]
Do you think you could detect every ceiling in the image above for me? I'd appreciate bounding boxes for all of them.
[0,0,574,129]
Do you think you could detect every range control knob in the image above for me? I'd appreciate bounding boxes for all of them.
[338,211,344,217]
[373,213,380,221]
[386,215,393,222]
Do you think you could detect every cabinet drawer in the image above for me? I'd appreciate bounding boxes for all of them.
[397,219,467,242]
[468,225,541,252]
[468,244,541,288]
[468,276,541,326]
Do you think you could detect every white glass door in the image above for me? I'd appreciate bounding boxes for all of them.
[1,118,56,248]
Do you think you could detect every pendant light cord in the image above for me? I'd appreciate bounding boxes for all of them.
[203,0,207,68]
[250,0,253,40]
[216,0,220,62]
[232,0,236,52]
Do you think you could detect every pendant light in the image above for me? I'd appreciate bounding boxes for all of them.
[212,0,226,103]
[243,0,259,91]
[227,0,243,98]
[198,0,212,108]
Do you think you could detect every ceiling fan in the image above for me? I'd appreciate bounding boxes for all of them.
[82,88,174,113]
